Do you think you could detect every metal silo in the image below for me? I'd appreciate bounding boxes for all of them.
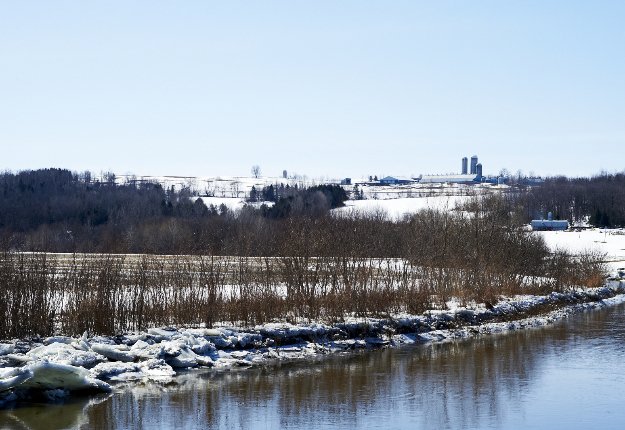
[470,156,478,174]
[462,157,468,175]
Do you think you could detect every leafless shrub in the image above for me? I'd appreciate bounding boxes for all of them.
[0,198,609,338]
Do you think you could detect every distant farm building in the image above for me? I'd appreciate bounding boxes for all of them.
[531,220,568,231]
[485,176,510,185]
[419,174,482,184]
[522,177,544,186]
[379,176,415,184]
[531,213,567,231]
[421,154,484,184]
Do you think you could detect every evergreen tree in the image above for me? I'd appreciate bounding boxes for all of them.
[249,186,258,202]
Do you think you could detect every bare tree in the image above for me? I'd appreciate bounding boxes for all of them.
[252,165,261,178]
[231,180,241,198]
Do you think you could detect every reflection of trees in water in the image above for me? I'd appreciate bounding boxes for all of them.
[81,330,557,430]
[0,394,110,430]
[5,306,620,430]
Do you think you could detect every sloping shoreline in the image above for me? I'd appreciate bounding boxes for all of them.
[1,281,624,406]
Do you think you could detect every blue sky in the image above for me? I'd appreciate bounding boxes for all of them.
[2,1,624,179]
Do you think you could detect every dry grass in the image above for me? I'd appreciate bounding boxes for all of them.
[0,246,607,339]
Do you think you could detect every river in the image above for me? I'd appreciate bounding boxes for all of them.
[2,302,624,430]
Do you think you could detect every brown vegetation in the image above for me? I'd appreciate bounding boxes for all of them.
[0,202,607,339]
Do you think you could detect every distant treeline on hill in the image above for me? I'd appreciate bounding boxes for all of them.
[519,172,625,227]
[0,168,347,253]
[0,168,623,254]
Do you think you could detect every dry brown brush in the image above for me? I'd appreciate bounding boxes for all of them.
[0,203,608,339]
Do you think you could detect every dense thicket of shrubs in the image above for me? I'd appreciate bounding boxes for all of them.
[0,202,606,338]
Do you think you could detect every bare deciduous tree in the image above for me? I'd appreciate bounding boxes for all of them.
[252,165,261,178]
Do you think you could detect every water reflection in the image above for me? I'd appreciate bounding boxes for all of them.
[0,394,110,430]
[2,304,625,429]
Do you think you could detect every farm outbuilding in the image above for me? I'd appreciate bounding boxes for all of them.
[379,176,415,184]
[531,220,568,231]
[419,174,482,184]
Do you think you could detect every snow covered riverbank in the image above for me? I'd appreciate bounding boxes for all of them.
[2,281,624,407]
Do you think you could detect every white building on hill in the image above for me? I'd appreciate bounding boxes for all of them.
[419,174,482,184]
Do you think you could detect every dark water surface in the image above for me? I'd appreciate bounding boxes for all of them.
[2,303,625,430]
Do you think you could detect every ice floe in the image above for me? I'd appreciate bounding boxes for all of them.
[22,361,110,392]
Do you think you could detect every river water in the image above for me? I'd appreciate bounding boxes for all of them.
[2,302,625,430]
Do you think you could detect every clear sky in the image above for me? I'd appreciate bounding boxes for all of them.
[2,1,624,179]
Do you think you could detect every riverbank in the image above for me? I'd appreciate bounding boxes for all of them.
[1,281,624,407]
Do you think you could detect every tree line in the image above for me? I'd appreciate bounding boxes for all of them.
[0,169,348,253]
[2,168,624,255]
[509,171,625,227]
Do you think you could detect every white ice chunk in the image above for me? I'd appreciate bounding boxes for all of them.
[27,342,77,357]
[91,358,175,381]
[0,344,15,356]
[139,359,177,380]
[237,335,248,348]
[23,360,111,392]
[131,340,150,350]
[23,341,103,368]
[27,341,105,367]
[119,333,149,345]
[212,337,233,348]
[51,350,105,369]
[90,361,142,379]
[160,342,182,357]
[230,351,249,360]
[89,336,116,345]
[205,329,222,337]
[195,355,214,367]
[91,344,137,362]
[148,328,179,339]
[179,332,199,346]
[133,344,164,360]
[0,367,34,391]
[185,328,222,337]
[417,331,447,341]
[45,336,75,345]
[6,354,33,363]
[71,339,91,352]
[166,346,198,368]
[190,338,216,355]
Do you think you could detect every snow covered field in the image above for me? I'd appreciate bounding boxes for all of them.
[334,195,472,220]
[537,228,625,276]
[159,174,494,200]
